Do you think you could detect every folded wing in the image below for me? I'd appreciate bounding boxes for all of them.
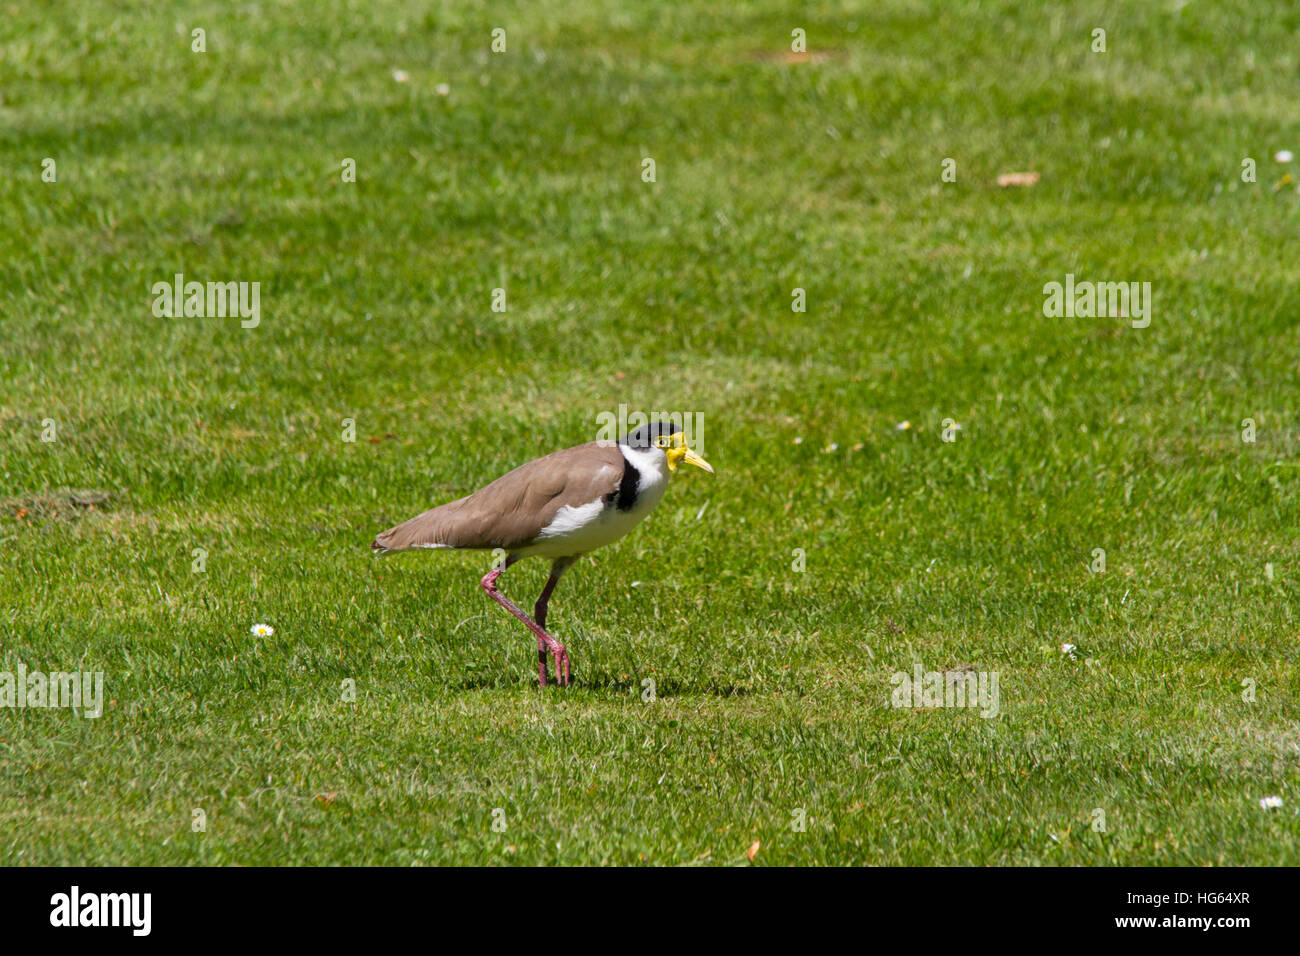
[371,441,625,553]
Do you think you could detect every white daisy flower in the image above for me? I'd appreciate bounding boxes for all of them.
[392,69,410,83]
[1061,643,1077,660]
[895,420,912,431]
[436,83,451,96]
[1274,150,1293,163]
[250,623,275,637]
[1259,795,1283,810]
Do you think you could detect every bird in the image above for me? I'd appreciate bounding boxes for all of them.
[371,421,714,687]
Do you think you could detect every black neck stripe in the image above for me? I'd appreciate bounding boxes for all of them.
[614,455,640,511]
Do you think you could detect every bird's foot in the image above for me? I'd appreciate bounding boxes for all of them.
[536,633,571,688]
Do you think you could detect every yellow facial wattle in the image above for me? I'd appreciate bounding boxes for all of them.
[664,432,714,474]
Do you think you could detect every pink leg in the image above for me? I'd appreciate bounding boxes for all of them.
[533,558,574,685]
[480,566,570,687]
[533,557,574,631]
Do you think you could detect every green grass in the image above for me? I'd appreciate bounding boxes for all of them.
[2,0,1299,865]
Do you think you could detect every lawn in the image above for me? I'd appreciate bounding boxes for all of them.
[1,0,1298,865]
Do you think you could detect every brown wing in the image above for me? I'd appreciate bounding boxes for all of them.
[371,441,625,553]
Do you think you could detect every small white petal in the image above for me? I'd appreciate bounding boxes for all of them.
[392,69,410,83]
[1274,150,1294,163]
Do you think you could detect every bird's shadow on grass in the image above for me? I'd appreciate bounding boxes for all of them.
[445,671,757,698]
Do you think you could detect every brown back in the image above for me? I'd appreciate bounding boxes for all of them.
[372,441,625,553]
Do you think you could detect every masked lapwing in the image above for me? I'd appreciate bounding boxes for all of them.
[371,422,714,687]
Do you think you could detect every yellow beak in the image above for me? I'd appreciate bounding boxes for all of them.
[682,448,714,474]
[665,433,714,474]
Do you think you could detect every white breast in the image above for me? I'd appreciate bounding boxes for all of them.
[524,444,669,558]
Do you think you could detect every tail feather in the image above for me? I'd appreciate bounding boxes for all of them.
[371,498,471,553]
